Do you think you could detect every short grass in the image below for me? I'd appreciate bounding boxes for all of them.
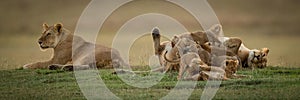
[0,1,300,99]
[0,67,299,99]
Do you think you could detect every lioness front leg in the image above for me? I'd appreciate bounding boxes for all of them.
[231,74,250,79]
[48,64,73,71]
[23,54,70,69]
[23,60,53,69]
[49,64,91,71]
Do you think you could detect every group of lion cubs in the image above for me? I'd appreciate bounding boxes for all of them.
[23,23,269,81]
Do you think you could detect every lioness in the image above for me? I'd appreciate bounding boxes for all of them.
[152,25,222,71]
[23,23,127,70]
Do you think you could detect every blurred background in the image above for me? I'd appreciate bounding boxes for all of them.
[0,0,299,69]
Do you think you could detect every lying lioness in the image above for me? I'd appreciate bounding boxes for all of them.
[152,25,222,72]
[23,23,127,70]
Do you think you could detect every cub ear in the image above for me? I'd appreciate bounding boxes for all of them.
[234,60,239,66]
[225,60,229,66]
[54,23,63,33]
[42,23,49,31]
[261,48,270,56]
[208,24,222,34]
[171,35,179,47]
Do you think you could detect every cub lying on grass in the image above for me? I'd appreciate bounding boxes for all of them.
[23,23,127,70]
[179,53,246,81]
[238,42,270,69]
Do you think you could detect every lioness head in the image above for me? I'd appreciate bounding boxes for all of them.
[190,24,222,46]
[38,23,64,49]
[175,38,199,56]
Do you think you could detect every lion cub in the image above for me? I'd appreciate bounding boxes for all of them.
[238,44,270,69]
[198,59,243,81]
[23,23,127,70]
[260,48,269,68]
[180,55,244,81]
[178,53,202,80]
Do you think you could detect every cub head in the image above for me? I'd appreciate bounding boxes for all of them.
[250,49,262,63]
[38,23,64,49]
[261,48,270,57]
[205,24,222,36]
[223,59,239,75]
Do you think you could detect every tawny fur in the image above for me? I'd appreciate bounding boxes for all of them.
[177,53,202,80]
[221,37,270,69]
[170,24,222,49]
[151,28,180,72]
[23,23,126,70]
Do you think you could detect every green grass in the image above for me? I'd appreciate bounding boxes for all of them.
[0,0,300,99]
[0,67,299,99]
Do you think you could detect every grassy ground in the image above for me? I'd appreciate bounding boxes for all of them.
[0,67,299,99]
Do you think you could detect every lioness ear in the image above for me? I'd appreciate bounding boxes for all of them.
[54,23,63,33]
[43,23,49,31]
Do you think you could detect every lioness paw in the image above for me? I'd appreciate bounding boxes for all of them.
[22,64,31,69]
[62,65,74,71]
[48,64,62,70]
